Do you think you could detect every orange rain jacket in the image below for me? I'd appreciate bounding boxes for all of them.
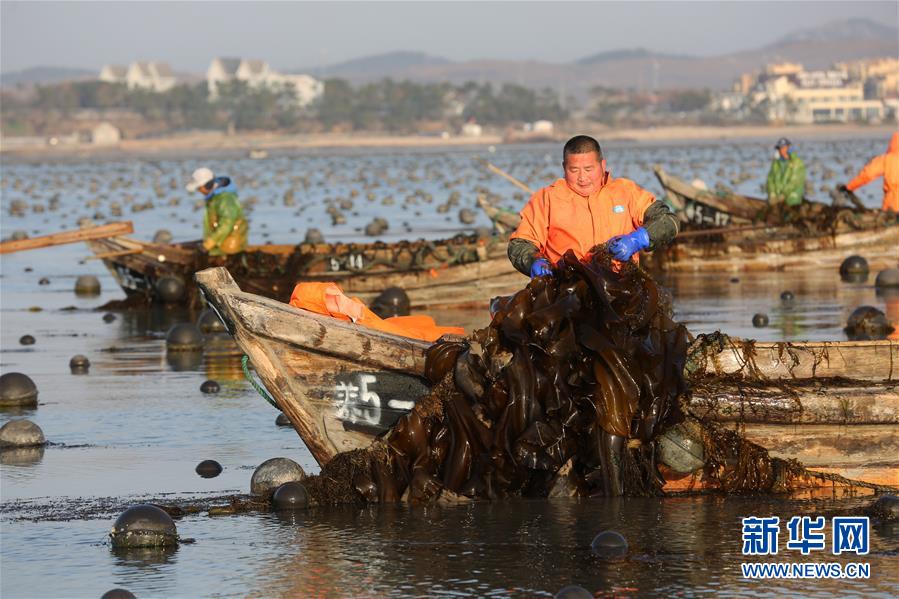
[510,173,657,263]
[289,282,464,342]
[847,132,899,212]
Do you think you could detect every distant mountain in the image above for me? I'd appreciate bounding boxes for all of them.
[290,18,897,95]
[772,17,897,45]
[576,48,690,65]
[305,51,452,78]
[0,66,96,88]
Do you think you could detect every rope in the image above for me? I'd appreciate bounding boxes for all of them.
[241,354,279,410]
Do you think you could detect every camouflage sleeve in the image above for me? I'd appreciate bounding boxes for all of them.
[507,238,539,276]
[643,200,679,250]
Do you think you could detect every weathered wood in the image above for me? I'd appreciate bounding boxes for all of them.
[688,336,898,381]
[89,229,522,309]
[84,248,143,260]
[654,166,765,222]
[0,221,134,254]
[688,381,899,424]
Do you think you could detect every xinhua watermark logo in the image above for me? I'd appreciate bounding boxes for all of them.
[740,516,870,579]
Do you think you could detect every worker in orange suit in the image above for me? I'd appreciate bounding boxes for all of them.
[840,131,899,212]
[507,135,679,277]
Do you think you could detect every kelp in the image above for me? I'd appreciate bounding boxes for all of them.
[298,248,851,506]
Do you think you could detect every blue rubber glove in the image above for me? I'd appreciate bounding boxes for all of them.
[529,258,552,278]
[608,227,650,261]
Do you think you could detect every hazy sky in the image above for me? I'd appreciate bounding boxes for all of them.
[1,1,896,73]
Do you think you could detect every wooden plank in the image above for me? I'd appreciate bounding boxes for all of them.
[84,248,143,260]
[0,221,134,254]
[687,381,899,424]
[688,337,898,381]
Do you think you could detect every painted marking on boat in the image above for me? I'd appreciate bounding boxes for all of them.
[330,254,365,272]
[332,371,429,433]
[685,200,732,227]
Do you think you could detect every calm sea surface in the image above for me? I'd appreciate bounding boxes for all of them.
[2,137,897,597]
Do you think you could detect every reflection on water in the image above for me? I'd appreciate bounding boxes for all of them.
[2,141,898,596]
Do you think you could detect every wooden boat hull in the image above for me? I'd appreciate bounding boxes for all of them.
[643,224,899,273]
[654,166,766,226]
[196,267,898,489]
[649,167,899,272]
[88,233,523,309]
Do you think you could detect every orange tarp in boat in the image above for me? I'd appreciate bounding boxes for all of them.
[289,282,464,342]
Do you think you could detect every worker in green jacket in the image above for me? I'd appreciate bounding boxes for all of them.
[766,138,807,207]
[186,167,248,255]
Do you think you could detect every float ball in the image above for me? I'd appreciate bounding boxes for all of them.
[152,229,173,244]
[371,287,411,318]
[195,459,223,478]
[304,228,325,244]
[839,255,869,280]
[590,530,628,561]
[19,335,35,346]
[875,268,899,288]
[272,481,309,510]
[109,504,178,548]
[0,372,38,407]
[69,354,91,374]
[752,313,769,328]
[554,586,593,599]
[275,413,291,427]
[867,495,899,522]
[165,324,203,351]
[200,380,220,394]
[780,291,794,304]
[74,275,101,296]
[0,419,46,448]
[103,313,117,323]
[155,277,185,303]
[197,309,226,334]
[250,457,306,497]
[101,589,137,599]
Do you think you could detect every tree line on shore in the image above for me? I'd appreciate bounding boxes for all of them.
[1,78,571,137]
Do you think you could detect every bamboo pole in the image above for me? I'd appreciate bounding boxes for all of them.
[0,222,134,254]
[476,158,534,194]
[84,248,143,261]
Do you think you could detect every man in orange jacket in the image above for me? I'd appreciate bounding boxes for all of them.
[840,131,899,212]
[508,135,679,276]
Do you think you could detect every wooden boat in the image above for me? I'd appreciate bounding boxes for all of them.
[195,267,898,491]
[645,171,899,272]
[654,166,768,227]
[87,232,522,309]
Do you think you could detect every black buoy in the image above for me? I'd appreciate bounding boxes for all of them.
[275,413,291,427]
[195,459,223,478]
[370,287,411,318]
[165,323,203,352]
[152,229,173,244]
[74,275,101,296]
[101,589,137,599]
[0,419,46,447]
[19,334,35,346]
[38,277,50,286]
[364,220,384,237]
[103,312,117,324]
[304,228,325,244]
[729,277,740,284]
[69,354,91,374]
[845,306,894,340]
[458,208,477,225]
[109,504,178,548]
[0,372,38,407]
[839,255,869,282]
[197,309,226,334]
[155,277,185,303]
[200,380,220,394]
[867,495,899,521]
[875,268,899,289]
[272,481,309,510]
[590,530,628,561]
[752,313,769,328]
[780,290,794,304]
[554,585,593,599]
[251,457,306,497]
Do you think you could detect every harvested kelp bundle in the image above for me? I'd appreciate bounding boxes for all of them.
[303,248,692,504]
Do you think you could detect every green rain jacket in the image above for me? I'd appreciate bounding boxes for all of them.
[766,153,807,207]
[202,179,247,256]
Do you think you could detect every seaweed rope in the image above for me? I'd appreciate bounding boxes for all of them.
[241,354,279,410]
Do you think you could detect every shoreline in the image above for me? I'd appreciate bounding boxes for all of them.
[1,123,895,161]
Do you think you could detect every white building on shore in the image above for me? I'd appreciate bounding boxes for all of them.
[206,57,323,106]
[98,62,176,92]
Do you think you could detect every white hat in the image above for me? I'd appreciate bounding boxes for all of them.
[186,167,214,192]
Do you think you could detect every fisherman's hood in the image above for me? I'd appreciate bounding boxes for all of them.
[205,176,237,200]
